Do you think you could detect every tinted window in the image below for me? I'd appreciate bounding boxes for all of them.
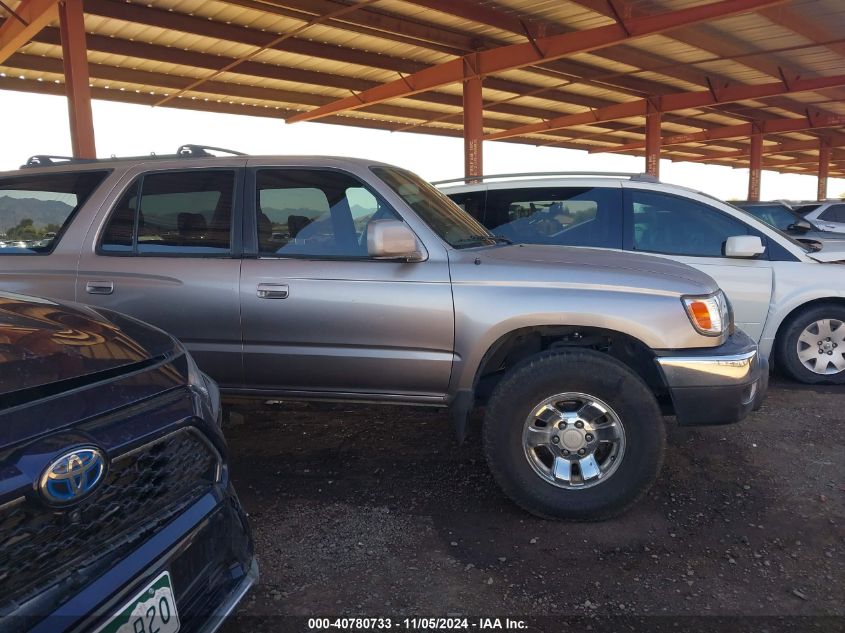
[795,204,820,216]
[256,169,398,258]
[447,190,486,222]
[100,170,235,255]
[372,167,495,249]
[630,190,750,257]
[483,186,621,248]
[819,204,845,223]
[0,171,108,255]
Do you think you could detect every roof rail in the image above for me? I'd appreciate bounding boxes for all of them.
[176,144,246,157]
[431,171,660,186]
[21,144,245,168]
[23,155,99,168]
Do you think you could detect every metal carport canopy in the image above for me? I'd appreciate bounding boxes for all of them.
[1,0,844,199]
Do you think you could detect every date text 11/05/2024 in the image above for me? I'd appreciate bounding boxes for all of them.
[307,618,529,630]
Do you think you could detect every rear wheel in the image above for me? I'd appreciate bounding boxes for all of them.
[483,349,665,520]
[777,304,845,384]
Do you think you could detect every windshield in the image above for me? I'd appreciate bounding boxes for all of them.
[371,166,498,248]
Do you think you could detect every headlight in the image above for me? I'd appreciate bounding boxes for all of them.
[681,290,730,337]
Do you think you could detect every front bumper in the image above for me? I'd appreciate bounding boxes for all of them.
[655,329,767,426]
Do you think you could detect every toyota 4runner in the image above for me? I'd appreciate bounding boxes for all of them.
[0,146,766,520]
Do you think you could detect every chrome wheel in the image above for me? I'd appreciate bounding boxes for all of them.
[796,318,845,376]
[522,392,625,490]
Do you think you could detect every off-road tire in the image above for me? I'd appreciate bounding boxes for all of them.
[483,349,665,521]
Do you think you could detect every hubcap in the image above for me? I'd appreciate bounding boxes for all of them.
[522,392,625,490]
[796,318,845,375]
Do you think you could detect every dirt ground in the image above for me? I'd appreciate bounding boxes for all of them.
[221,378,844,632]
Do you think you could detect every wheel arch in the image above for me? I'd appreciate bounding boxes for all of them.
[450,324,669,442]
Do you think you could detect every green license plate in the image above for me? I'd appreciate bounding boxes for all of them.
[95,571,180,633]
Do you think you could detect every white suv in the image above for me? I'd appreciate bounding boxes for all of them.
[441,173,845,384]
[796,200,845,234]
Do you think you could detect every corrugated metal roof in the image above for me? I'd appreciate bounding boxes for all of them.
[1,0,844,176]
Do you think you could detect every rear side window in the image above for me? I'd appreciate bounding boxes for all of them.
[0,170,108,255]
[484,186,622,248]
[100,170,235,256]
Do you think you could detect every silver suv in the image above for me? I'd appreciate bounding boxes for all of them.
[0,147,765,520]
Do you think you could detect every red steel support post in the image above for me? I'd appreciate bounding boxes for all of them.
[818,138,831,200]
[748,125,763,202]
[645,101,661,178]
[463,75,483,181]
[59,0,96,158]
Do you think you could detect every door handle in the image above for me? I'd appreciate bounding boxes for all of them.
[86,281,114,295]
[257,283,289,299]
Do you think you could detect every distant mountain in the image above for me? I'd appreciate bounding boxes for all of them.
[0,196,73,233]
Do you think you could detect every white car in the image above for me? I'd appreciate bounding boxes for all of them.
[440,173,845,384]
[795,200,845,234]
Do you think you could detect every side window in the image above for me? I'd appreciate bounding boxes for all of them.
[819,204,845,223]
[629,190,750,257]
[446,190,486,222]
[0,171,109,255]
[256,169,399,258]
[100,170,235,256]
[484,186,622,248]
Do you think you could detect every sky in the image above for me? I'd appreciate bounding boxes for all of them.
[1,89,842,201]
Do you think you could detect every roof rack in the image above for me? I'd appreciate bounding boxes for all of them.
[22,144,245,168]
[176,144,246,157]
[431,171,660,186]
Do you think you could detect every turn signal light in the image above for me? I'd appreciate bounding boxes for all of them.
[681,291,728,337]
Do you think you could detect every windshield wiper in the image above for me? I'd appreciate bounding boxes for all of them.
[454,234,513,246]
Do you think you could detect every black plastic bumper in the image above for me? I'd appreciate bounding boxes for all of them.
[654,330,767,426]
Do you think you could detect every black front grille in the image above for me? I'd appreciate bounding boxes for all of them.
[0,428,219,614]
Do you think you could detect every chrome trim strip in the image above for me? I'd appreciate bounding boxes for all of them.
[656,350,757,386]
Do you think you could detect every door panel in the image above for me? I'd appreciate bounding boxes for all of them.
[240,167,454,398]
[76,167,244,386]
[240,259,454,396]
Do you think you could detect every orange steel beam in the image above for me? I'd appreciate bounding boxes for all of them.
[592,113,845,154]
[645,100,661,178]
[463,75,483,180]
[818,139,831,200]
[0,0,57,63]
[748,125,763,202]
[285,0,785,124]
[59,0,95,158]
[486,71,845,142]
[684,134,845,163]
[154,0,380,107]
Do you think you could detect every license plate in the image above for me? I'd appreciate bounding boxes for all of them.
[95,571,180,633]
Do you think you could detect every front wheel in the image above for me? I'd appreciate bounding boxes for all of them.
[483,349,665,521]
[777,304,845,384]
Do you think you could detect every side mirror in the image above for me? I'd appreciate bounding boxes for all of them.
[367,220,423,261]
[788,220,812,233]
[725,235,766,258]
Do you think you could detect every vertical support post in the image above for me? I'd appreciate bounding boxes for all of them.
[463,76,483,182]
[645,100,661,178]
[747,123,763,202]
[817,138,831,201]
[59,0,96,158]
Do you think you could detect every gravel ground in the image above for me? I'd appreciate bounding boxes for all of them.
[221,378,844,632]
